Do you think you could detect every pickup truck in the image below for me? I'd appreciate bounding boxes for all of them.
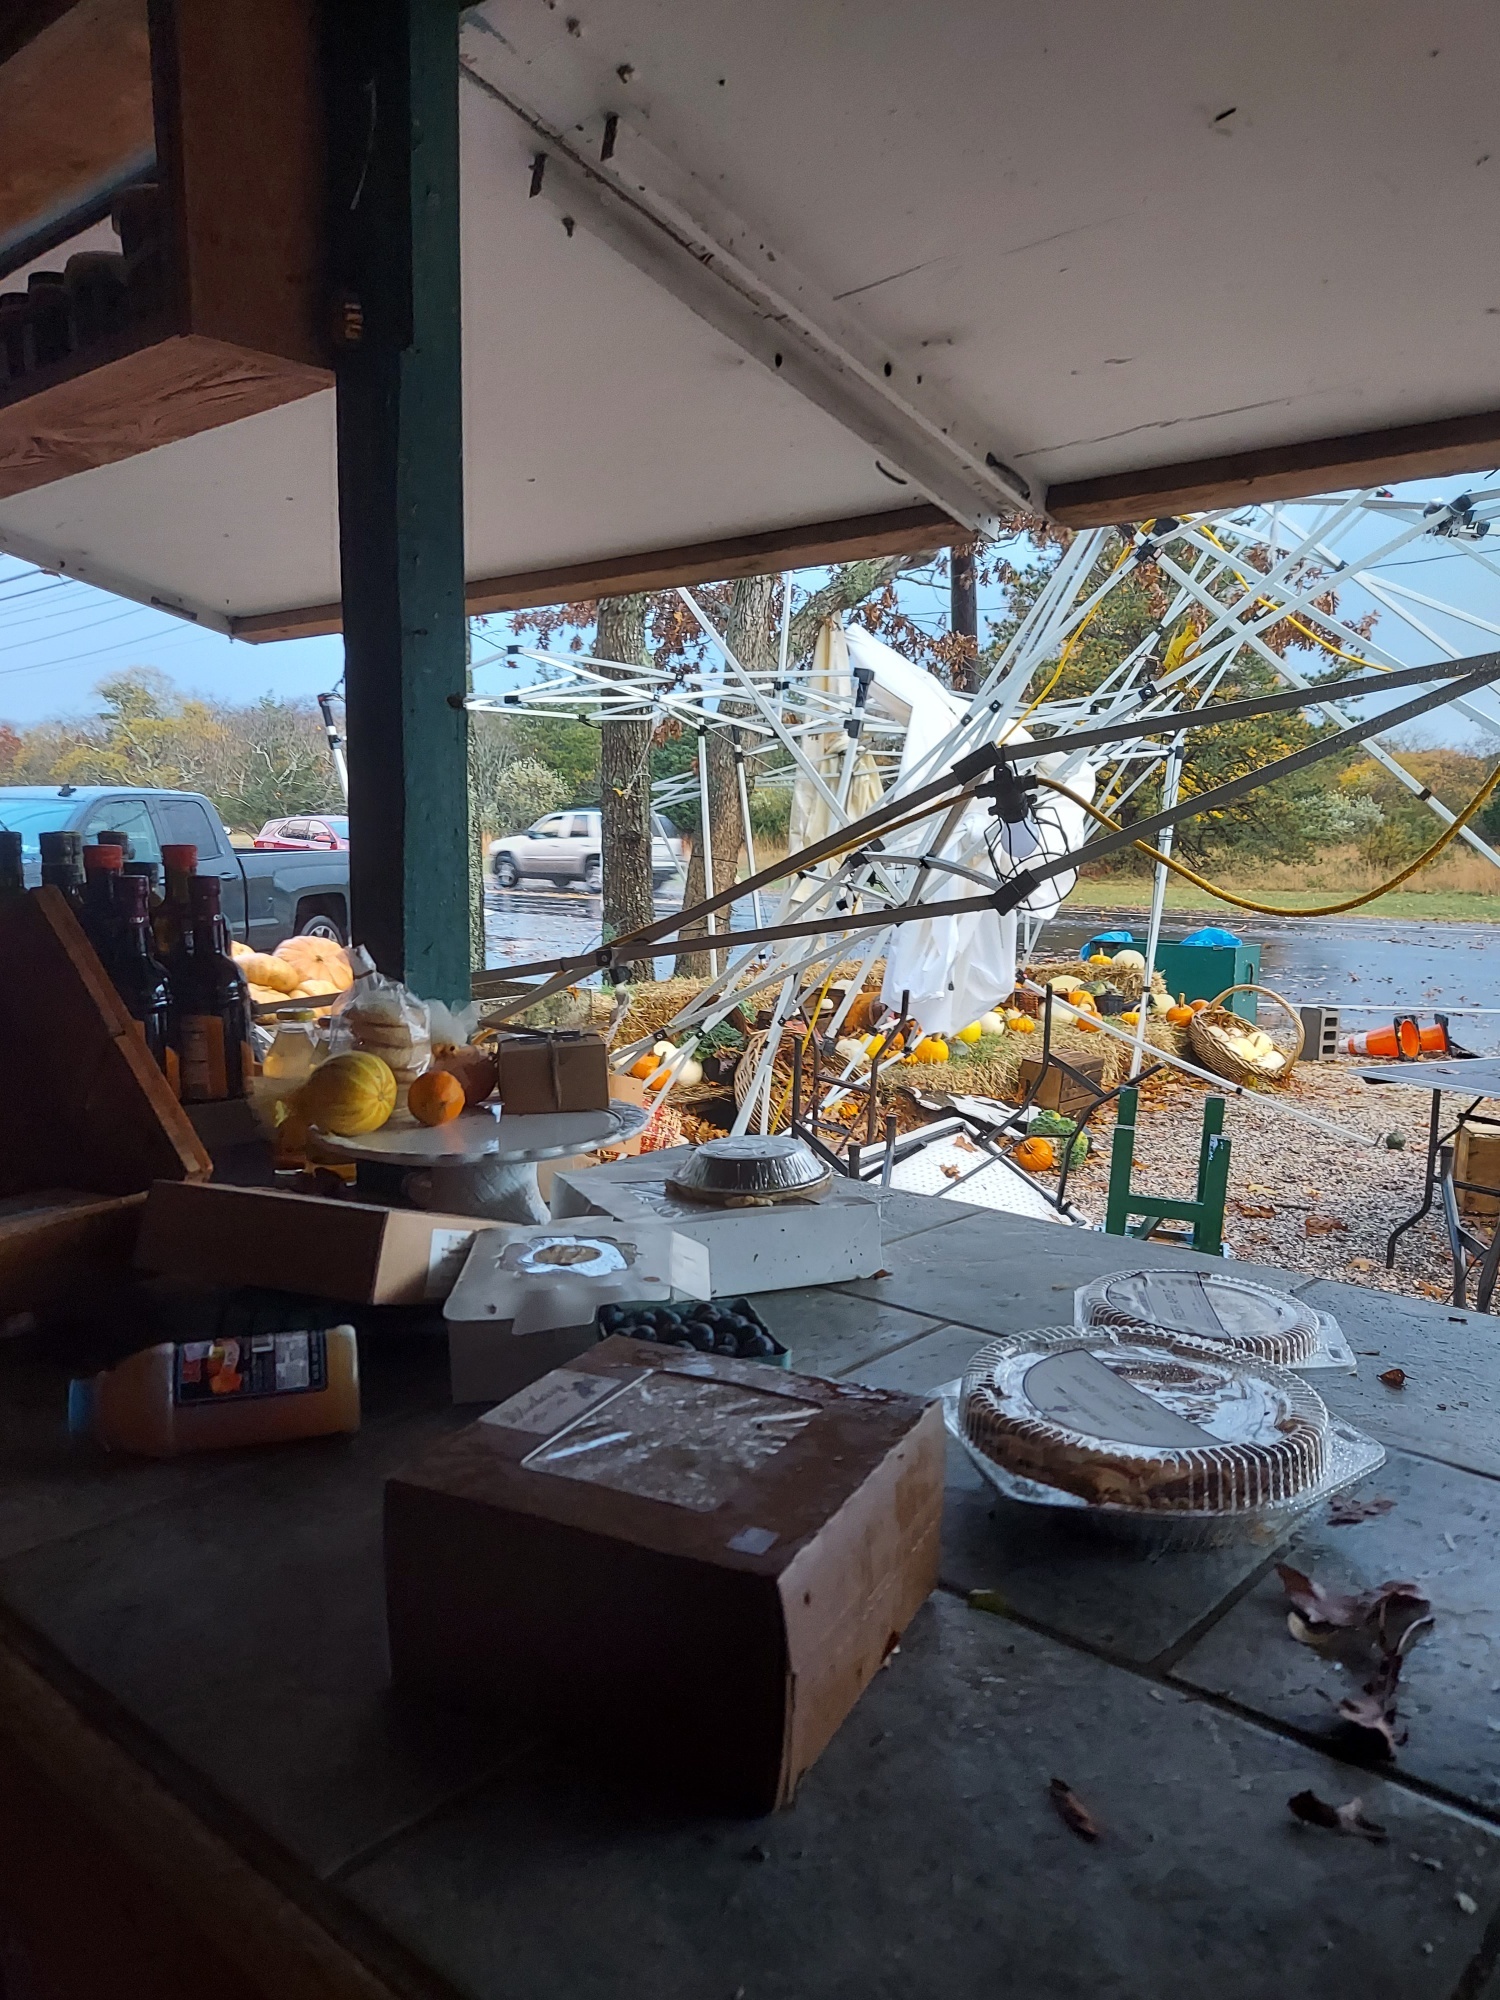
[0,785,350,950]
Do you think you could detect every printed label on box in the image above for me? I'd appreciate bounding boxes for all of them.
[478,1368,629,1435]
[425,1227,477,1300]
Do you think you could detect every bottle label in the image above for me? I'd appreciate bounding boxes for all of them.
[178,1014,227,1100]
[173,1332,328,1406]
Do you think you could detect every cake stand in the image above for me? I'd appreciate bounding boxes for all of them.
[316,1102,651,1222]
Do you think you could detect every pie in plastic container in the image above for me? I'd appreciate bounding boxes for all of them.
[1074,1268,1355,1372]
[944,1323,1382,1550]
[666,1135,832,1206]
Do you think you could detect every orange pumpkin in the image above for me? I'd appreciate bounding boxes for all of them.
[1074,1014,1101,1033]
[1165,1004,1194,1026]
[1015,1135,1055,1173]
[408,1068,466,1126]
[843,990,884,1037]
[1189,998,1209,1013]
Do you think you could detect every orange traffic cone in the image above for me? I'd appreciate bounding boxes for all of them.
[1345,1018,1422,1059]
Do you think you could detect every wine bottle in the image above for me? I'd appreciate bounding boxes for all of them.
[111,871,177,1093]
[0,829,23,902]
[39,830,86,917]
[175,874,253,1101]
[80,842,124,962]
[156,842,197,959]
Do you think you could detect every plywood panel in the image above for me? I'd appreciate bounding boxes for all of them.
[0,332,326,498]
[0,0,153,258]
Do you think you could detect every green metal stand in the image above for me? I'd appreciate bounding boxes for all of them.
[327,0,472,1000]
[1104,1087,1231,1255]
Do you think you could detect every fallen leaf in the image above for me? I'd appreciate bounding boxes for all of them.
[1335,1654,1409,1757]
[1457,1892,1478,1915]
[940,1163,963,1180]
[870,1269,891,1280]
[1289,1791,1387,1841]
[1306,1215,1350,1236]
[1379,1368,1407,1389]
[953,1134,979,1154]
[1237,1202,1277,1219]
[1048,1778,1099,1841]
[1327,1494,1396,1526]
[968,1588,1009,1616]
[1277,1566,1432,1648]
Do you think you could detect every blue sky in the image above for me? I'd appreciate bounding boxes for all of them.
[2,473,1499,746]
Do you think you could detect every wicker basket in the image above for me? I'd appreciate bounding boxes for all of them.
[1187,984,1304,1089]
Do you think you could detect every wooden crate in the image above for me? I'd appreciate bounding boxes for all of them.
[1455,1123,1500,1220]
[0,886,208,1314]
[1017,1053,1109,1120]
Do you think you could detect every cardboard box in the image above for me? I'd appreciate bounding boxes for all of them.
[548,1148,885,1295]
[1017,1054,1109,1119]
[0,1190,144,1317]
[385,1336,944,1812]
[134,1181,496,1305]
[443,1219,710,1403]
[497,1031,610,1115]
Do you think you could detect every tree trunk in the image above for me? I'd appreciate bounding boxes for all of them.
[950,543,979,693]
[595,593,655,981]
[673,573,776,975]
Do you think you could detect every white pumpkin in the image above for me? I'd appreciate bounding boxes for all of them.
[1110,948,1146,971]
[978,1011,1006,1035]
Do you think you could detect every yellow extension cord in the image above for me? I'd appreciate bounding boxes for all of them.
[1037,763,1500,918]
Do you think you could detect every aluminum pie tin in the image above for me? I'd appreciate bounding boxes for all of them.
[665,1135,833,1206]
[1075,1268,1356,1372]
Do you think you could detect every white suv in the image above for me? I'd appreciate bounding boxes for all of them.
[489,809,683,892]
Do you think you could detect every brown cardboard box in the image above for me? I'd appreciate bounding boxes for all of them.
[497,1031,610,1115]
[133,1181,495,1305]
[385,1336,944,1813]
[1017,1053,1108,1119]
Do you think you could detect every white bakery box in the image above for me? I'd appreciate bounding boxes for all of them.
[548,1146,885,1296]
[444,1219,708,1403]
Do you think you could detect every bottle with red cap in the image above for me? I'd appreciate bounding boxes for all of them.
[156,843,197,960]
[80,842,124,962]
[174,873,253,1101]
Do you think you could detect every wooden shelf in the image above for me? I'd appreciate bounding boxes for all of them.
[0,0,329,497]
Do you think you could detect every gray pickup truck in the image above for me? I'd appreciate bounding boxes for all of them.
[0,785,350,949]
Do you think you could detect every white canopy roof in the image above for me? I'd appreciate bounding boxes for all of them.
[3,0,1497,635]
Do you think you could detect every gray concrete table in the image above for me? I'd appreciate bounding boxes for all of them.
[2,1201,1499,1998]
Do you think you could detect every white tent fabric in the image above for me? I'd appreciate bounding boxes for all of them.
[786,620,885,860]
[830,624,1095,1037]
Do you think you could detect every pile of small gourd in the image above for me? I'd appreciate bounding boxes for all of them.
[230,934,354,1008]
[627,1038,705,1091]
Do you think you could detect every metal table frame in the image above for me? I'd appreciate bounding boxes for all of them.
[1364,1061,1500,1310]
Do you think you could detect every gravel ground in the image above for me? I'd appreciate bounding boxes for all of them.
[1056,1059,1494,1301]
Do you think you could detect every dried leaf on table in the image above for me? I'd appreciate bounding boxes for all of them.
[1288,1791,1388,1841]
[1305,1215,1350,1236]
[1277,1567,1432,1650]
[1334,1652,1409,1757]
[1048,1778,1100,1842]
[1379,1368,1407,1389]
[941,1163,963,1180]
[1327,1494,1396,1527]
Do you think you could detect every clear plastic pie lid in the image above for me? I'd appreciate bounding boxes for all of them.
[960,1324,1332,1514]
[1075,1268,1323,1367]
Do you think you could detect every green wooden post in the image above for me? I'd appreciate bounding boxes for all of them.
[1104,1085,1139,1238]
[1194,1098,1231,1255]
[326,0,471,1000]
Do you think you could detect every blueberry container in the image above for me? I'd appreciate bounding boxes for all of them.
[595,1296,789,1367]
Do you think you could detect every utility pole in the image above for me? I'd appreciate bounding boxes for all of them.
[950,542,979,693]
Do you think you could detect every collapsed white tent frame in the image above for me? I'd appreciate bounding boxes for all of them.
[467,486,1500,1139]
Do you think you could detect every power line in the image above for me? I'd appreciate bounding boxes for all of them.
[0,621,204,681]
[0,603,161,659]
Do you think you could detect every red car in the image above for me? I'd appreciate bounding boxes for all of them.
[254,815,350,850]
